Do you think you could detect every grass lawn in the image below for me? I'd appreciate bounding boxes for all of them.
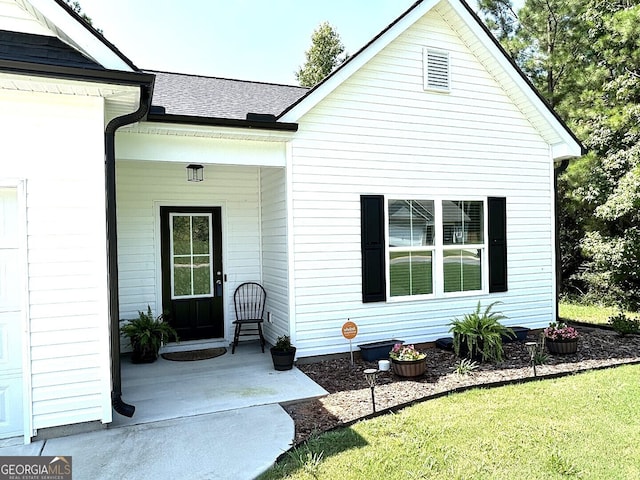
[559,301,625,325]
[261,365,640,479]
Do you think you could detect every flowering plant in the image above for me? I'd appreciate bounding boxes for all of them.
[389,343,426,361]
[543,322,579,341]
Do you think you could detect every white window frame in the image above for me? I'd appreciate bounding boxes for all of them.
[169,212,214,300]
[386,197,488,301]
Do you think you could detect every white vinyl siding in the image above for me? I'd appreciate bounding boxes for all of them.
[116,159,281,343]
[289,8,555,357]
[0,89,111,432]
[260,168,290,344]
[0,0,53,36]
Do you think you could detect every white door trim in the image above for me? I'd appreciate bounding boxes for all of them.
[153,201,228,343]
[0,179,31,444]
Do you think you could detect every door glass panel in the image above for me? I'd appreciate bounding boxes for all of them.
[173,257,192,296]
[170,213,213,298]
[192,255,211,295]
[172,216,191,255]
[192,216,210,255]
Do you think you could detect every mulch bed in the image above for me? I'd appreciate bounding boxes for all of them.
[285,325,640,445]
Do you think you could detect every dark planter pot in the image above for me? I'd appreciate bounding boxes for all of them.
[391,358,426,377]
[358,339,404,362]
[454,334,484,362]
[546,338,578,355]
[131,344,159,364]
[270,347,296,371]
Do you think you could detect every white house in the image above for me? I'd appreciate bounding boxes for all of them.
[0,0,582,442]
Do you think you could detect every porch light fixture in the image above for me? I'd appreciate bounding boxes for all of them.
[186,164,204,182]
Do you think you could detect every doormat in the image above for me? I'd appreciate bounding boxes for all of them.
[161,347,227,362]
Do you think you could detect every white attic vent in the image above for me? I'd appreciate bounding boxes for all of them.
[423,48,450,92]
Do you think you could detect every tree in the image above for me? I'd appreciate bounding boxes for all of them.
[64,0,101,33]
[295,22,345,87]
[480,0,640,308]
[570,3,640,308]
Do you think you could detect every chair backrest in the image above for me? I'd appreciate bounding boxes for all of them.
[234,282,266,321]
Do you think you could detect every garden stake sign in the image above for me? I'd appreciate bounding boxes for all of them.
[342,320,358,366]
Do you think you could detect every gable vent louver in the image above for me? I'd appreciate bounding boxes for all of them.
[424,48,450,92]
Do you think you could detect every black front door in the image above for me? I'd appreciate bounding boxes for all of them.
[160,206,224,341]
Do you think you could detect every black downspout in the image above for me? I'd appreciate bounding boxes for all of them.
[554,159,570,321]
[105,85,152,417]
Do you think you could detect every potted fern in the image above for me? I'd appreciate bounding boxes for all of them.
[270,335,296,371]
[121,306,178,364]
[449,301,514,363]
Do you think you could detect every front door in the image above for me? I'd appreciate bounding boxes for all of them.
[0,187,24,439]
[160,207,224,341]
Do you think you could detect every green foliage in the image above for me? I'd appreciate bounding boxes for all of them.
[295,22,345,87]
[608,311,640,335]
[449,301,513,363]
[453,358,479,376]
[120,306,178,352]
[63,0,101,33]
[261,365,640,479]
[273,335,294,351]
[481,0,640,308]
[533,349,549,366]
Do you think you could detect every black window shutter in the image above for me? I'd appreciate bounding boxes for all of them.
[488,197,507,293]
[361,195,386,303]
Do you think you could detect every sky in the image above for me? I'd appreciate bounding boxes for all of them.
[77,0,525,86]
[79,0,413,85]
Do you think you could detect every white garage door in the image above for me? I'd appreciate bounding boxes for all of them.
[0,187,24,439]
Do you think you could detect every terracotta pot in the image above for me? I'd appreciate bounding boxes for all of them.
[546,338,578,354]
[391,358,426,377]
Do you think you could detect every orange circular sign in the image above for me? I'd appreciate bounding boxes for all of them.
[342,321,358,340]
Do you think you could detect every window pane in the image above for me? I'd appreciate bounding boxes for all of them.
[192,255,211,295]
[390,251,433,297]
[443,249,482,292]
[443,201,484,245]
[172,216,191,255]
[192,215,210,255]
[388,200,434,247]
[173,257,192,296]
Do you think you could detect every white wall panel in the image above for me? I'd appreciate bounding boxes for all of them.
[116,158,277,344]
[0,89,111,432]
[289,9,556,357]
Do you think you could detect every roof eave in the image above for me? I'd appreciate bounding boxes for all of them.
[147,113,298,132]
[0,58,154,86]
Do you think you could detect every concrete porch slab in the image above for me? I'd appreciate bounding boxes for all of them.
[113,342,327,427]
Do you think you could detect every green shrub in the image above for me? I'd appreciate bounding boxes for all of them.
[449,301,514,363]
[608,312,640,336]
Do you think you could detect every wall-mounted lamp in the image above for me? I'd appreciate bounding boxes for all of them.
[186,164,204,182]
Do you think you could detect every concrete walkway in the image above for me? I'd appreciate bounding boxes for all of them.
[1,404,293,479]
[0,344,327,479]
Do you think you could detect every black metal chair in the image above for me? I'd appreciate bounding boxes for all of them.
[232,282,266,353]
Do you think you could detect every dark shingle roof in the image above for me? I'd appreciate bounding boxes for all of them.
[148,70,309,120]
[0,30,103,69]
